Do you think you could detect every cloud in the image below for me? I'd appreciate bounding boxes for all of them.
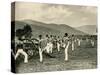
[14,2,97,27]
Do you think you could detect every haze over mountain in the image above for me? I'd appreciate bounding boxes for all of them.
[13,19,86,38]
[75,25,97,35]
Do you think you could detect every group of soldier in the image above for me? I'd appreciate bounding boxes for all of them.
[11,33,96,63]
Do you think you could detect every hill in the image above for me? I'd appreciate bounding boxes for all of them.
[12,20,86,38]
[75,25,97,35]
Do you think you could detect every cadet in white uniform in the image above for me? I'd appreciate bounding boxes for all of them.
[15,38,28,63]
[37,34,50,62]
[90,35,95,47]
[71,34,75,51]
[48,35,53,53]
[63,33,70,61]
[57,36,61,52]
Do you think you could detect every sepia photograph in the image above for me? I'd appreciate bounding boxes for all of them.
[11,2,97,73]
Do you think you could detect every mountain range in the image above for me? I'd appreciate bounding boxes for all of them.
[12,19,96,38]
[75,25,97,35]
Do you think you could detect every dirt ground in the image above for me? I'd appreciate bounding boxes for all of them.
[16,40,97,73]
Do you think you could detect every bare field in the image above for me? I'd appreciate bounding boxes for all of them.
[16,40,97,73]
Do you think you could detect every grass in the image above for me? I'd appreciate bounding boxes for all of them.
[16,40,97,73]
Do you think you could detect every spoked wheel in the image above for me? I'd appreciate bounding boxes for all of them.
[27,50,34,56]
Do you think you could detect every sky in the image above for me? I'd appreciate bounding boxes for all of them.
[14,2,97,27]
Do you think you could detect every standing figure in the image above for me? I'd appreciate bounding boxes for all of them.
[15,38,28,63]
[48,35,53,53]
[37,34,51,62]
[71,34,75,51]
[63,33,70,61]
[57,36,60,52]
[91,40,94,47]
[90,35,95,47]
[77,38,81,47]
[37,35,44,62]
[44,34,53,53]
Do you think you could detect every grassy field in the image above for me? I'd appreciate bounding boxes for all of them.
[16,40,97,73]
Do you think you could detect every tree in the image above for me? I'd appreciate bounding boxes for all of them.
[16,24,32,40]
[16,29,24,40]
[23,24,32,39]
